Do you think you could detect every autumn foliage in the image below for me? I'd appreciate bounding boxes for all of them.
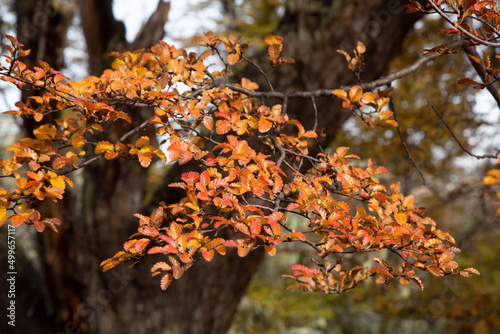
[5,0,500,296]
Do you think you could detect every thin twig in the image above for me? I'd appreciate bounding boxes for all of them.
[311,96,318,132]
[427,99,498,160]
[390,97,428,186]
[243,56,274,91]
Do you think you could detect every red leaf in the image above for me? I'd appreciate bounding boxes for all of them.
[250,221,262,236]
[134,239,150,252]
[235,222,250,235]
[224,240,238,247]
[202,249,214,262]
[179,253,192,264]
[269,220,280,235]
[268,212,283,222]
[179,150,194,165]
[142,226,159,237]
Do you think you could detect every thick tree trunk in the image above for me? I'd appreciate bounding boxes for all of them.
[1,1,421,334]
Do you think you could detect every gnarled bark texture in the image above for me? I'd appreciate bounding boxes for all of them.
[0,1,421,334]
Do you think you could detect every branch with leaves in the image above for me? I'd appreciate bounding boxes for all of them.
[0,13,483,295]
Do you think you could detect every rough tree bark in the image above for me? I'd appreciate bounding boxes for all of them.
[1,1,421,333]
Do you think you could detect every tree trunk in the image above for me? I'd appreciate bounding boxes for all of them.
[1,1,421,334]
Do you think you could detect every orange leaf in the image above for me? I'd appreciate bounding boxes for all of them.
[264,245,277,256]
[216,120,231,135]
[349,86,363,102]
[203,116,214,131]
[11,214,25,227]
[161,273,173,290]
[332,89,347,101]
[135,136,150,147]
[264,35,284,45]
[427,265,442,276]
[394,212,407,224]
[34,220,45,232]
[379,109,393,120]
[227,53,240,65]
[399,277,410,286]
[258,117,272,133]
[356,41,366,54]
[138,152,152,167]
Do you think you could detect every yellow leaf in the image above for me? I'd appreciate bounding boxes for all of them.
[487,168,500,178]
[377,97,390,109]
[95,141,114,154]
[135,136,150,148]
[50,176,66,190]
[71,135,85,150]
[101,259,120,272]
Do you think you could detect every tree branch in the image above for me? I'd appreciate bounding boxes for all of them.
[220,42,466,100]
[427,0,500,47]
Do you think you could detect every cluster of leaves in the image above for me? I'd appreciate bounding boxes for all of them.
[408,1,500,62]
[1,27,478,293]
[333,42,398,128]
[408,1,500,215]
